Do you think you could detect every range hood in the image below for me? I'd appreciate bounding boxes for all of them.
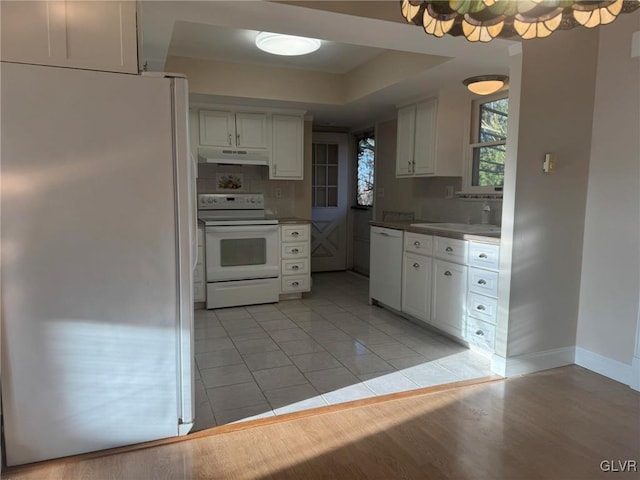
[198,147,269,166]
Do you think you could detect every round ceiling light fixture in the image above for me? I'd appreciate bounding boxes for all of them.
[463,75,509,96]
[255,32,321,56]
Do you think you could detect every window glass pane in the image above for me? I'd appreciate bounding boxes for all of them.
[357,136,374,206]
[315,144,327,165]
[478,98,508,143]
[220,238,266,266]
[472,145,506,187]
[327,186,337,207]
[315,186,326,207]
[315,165,327,186]
[327,144,338,165]
[327,165,337,186]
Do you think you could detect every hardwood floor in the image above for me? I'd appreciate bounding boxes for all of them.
[4,366,639,479]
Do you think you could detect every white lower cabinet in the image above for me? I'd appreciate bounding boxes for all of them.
[431,259,468,339]
[280,224,311,295]
[401,233,433,322]
[194,225,206,303]
[465,241,501,354]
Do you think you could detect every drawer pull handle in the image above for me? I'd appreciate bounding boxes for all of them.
[291,248,299,253]
[292,281,299,286]
[291,265,299,270]
[477,305,486,311]
[291,232,299,237]
[477,279,487,285]
[479,253,488,259]
[445,247,453,252]
[444,271,452,276]
[475,330,485,336]
[413,262,420,268]
[414,241,420,247]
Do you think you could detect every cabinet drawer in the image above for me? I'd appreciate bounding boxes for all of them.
[404,232,433,256]
[282,275,309,292]
[467,292,497,324]
[282,242,308,259]
[468,242,500,270]
[468,268,498,298]
[282,258,309,275]
[466,317,495,352]
[434,237,468,264]
[281,225,309,242]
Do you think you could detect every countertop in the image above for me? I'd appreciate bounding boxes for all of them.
[369,220,501,245]
[270,217,312,224]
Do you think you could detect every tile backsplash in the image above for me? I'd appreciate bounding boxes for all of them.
[196,163,295,217]
[415,177,503,225]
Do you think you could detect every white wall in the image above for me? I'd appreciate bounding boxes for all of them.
[503,27,599,364]
[576,12,640,385]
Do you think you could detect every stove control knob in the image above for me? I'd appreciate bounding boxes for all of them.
[207,198,214,204]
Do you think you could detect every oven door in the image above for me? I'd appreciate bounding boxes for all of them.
[205,225,279,282]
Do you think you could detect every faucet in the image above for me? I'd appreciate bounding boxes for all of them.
[481,201,491,225]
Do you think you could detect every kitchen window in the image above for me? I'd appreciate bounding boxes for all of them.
[465,94,508,193]
[356,133,375,207]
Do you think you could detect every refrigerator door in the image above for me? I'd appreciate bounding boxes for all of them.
[1,63,191,466]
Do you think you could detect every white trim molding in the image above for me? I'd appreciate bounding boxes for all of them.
[575,347,635,387]
[491,347,575,377]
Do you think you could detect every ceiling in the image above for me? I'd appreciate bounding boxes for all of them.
[141,1,515,128]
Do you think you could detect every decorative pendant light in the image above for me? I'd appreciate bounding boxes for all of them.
[463,75,509,95]
[401,0,640,43]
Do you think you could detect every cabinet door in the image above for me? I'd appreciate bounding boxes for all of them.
[235,113,268,148]
[199,110,235,147]
[271,114,304,180]
[402,253,432,322]
[413,99,437,176]
[395,105,416,177]
[431,259,468,338]
[1,1,138,74]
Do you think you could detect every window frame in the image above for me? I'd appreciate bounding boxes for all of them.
[355,131,375,208]
[462,91,509,194]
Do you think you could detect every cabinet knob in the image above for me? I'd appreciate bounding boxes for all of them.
[414,241,420,247]
[477,305,486,311]
[291,231,299,237]
[237,133,240,144]
[292,281,299,286]
[445,247,454,252]
[228,134,232,145]
[292,265,299,270]
[413,262,420,268]
[291,248,299,253]
[444,271,452,276]
[475,330,485,336]
[477,279,487,285]
[479,253,488,259]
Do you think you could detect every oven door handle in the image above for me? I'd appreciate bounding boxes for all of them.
[205,225,279,234]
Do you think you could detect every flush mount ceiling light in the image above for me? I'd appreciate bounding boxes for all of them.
[463,75,509,95]
[255,32,321,56]
[401,0,640,43]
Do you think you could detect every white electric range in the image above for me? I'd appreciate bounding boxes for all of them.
[198,194,280,309]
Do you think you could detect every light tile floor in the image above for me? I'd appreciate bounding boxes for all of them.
[192,271,494,432]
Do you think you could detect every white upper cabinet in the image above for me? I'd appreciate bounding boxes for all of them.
[199,110,235,147]
[396,97,461,178]
[396,105,416,177]
[271,114,304,180]
[199,110,268,149]
[236,113,268,148]
[1,1,138,74]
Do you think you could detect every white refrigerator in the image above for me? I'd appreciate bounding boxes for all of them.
[0,62,196,466]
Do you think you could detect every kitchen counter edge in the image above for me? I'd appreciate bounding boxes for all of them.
[369,221,501,245]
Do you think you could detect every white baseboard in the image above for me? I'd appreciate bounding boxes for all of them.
[575,347,636,388]
[491,347,575,377]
